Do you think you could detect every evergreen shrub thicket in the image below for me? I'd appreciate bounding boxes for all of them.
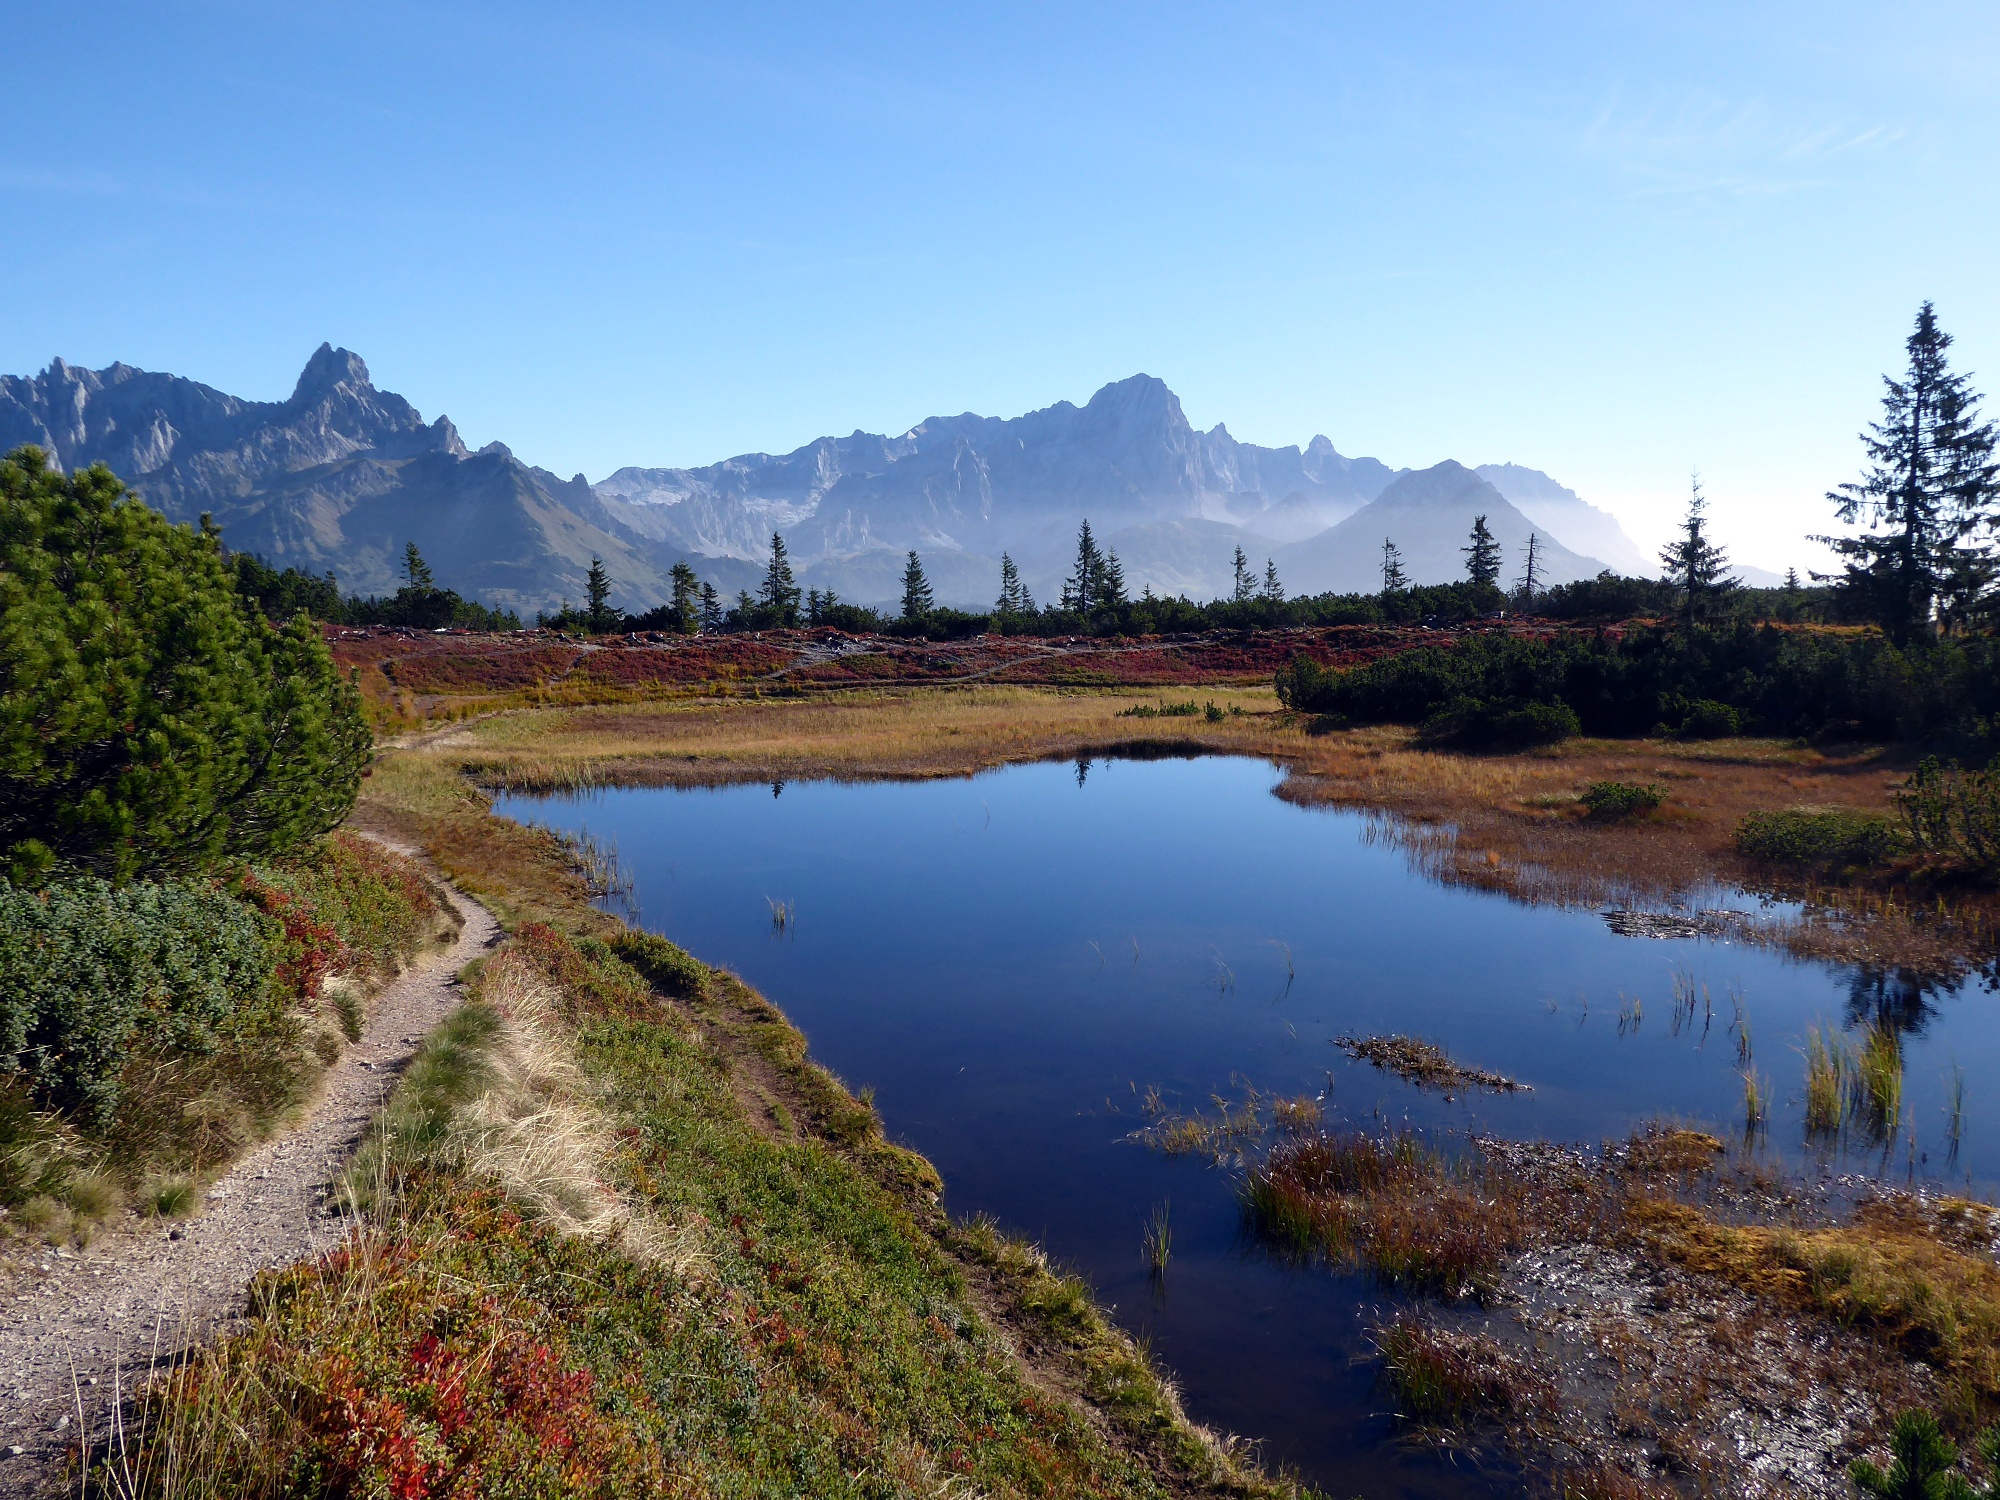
[1276,624,2000,751]
[0,878,278,1121]
[1735,809,1906,871]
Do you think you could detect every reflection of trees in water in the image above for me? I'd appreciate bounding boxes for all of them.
[1842,967,1958,1035]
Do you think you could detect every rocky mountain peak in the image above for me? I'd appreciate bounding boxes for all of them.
[290,343,373,404]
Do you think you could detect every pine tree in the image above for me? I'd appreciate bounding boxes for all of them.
[901,550,935,622]
[1822,303,2000,642]
[699,582,723,633]
[0,446,370,882]
[759,531,801,626]
[1659,475,1738,628]
[1463,515,1502,591]
[1849,1410,1980,1500]
[995,553,1023,616]
[1231,546,1256,603]
[1065,521,1105,613]
[1381,538,1407,594]
[668,560,700,634]
[403,541,435,592]
[584,554,615,633]
[1263,558,1285,604]
[1515,532,1543,602]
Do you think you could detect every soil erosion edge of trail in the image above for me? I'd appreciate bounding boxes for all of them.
[0,853,500,1495]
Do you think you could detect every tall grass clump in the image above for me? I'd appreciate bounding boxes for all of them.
[1243,1131,1525,1300]
[1377,1313,1549,1429]
[1803,1024,1848,1138]
[1850,1023,1905,1141]
[1143,1202,1172,1275]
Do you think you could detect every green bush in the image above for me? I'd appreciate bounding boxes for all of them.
[0,877,279,1121]
[1417,696,1579,751]
[0,446,372,884]
[1275,624,2000,752]
[1580,781,1664,819]
[1894,758,2000,873]
[1734,808,1906,870]
[1675,698,1743,738]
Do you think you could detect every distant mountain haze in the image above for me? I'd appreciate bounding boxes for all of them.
[1275,462,1602,595]
[0,348,1653,613]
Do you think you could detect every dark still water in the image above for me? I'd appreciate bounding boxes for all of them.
[497,756,1997,1496]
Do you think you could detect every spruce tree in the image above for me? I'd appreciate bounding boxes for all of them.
[901,550,934,622]
[668,560,700,634]
[1263,558,1285,603]
[403,540,435,592]
[1065,521,1104,613]
[1463,515,1502,591]
[0,447,371,883]
[759,531,801,626]
[1659,475,1738,628]
[1822,303,2000,642]
[1381,538,1408,594]
[584,554,615,632]
[699,582,723,633]
[995,553,1023,616]
[1231,546,1256,603]
[1097,549,1127,610]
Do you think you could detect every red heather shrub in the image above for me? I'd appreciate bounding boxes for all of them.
[386,646,581,692]
[237,870,349,999]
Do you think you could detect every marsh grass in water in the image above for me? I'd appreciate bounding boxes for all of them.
[1332,1034,1528,1094]
[1143,1202,1172,1275]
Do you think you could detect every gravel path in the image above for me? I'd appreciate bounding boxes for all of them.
[0,874,498,1493]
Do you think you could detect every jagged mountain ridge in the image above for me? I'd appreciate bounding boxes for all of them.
[593,375,1400,577]
[0,348,1648,612]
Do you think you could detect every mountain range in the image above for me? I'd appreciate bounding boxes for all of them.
[0,346,1665,615]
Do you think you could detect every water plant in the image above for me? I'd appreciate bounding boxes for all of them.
[1851,1022,1905,1141]
[1142,1202,1171,1275]
[1376,1313,1548,1429]
[1947,1061,1967,1160]
[1741,1069,1769,1134]
[765,895,795,935]
[1803,1024,1847,1138]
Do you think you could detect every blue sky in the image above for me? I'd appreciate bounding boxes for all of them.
[6,2,1996,571]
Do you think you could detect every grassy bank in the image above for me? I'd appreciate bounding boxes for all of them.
[0,832,458,1250]
[89,727,1306,1498]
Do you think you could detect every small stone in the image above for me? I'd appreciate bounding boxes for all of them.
[168,1229,184,1241]
[6,1444,22,1456]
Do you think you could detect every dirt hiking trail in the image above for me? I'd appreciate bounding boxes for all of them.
[0,871,498,1496]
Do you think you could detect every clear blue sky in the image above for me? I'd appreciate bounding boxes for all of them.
[6,2,1996,571]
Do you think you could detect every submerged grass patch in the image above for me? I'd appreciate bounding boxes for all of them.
[1332,1034,1529,1094]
